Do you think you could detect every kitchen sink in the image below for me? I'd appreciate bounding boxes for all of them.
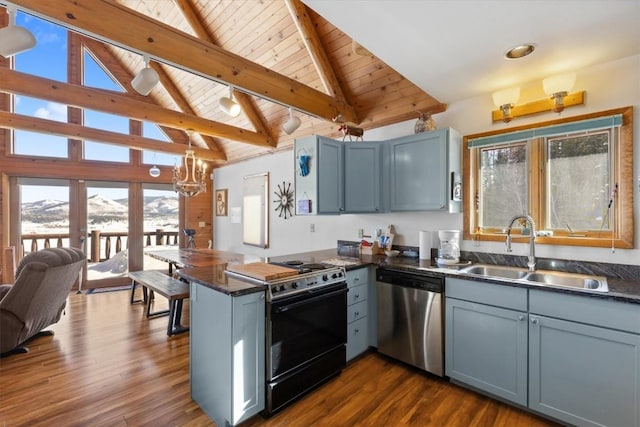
[459,264,608,292]
[524,272,607,291]
[460,264,528,280]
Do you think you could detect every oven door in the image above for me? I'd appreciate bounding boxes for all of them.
[267,282,347,381]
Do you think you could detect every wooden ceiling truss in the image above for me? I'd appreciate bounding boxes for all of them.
[2,0,447,165]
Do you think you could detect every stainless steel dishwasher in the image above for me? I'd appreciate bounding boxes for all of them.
[376,267,444,376]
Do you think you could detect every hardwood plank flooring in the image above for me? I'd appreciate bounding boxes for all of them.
[0,289,559,426]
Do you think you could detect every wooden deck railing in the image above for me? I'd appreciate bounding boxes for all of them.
[20,229,179,262]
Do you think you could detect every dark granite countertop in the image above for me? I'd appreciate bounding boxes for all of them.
[178,247,640,303]
[177,265,267,297]
[269,248,640,304]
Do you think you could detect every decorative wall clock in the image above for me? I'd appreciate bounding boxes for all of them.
[273,181,294,219]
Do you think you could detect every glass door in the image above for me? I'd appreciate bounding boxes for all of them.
[84,181,130,287]
[18,178,71,260]
[143,183,179,272]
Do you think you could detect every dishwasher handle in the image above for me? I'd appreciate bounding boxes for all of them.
[376,268,443,293]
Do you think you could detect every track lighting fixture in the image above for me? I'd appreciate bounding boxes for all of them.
[219,86,241,117]
[0,4,36,58]
[283,107,301,135]
[131,54,159,96]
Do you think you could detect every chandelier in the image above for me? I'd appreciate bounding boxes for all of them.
[173,133,207,197]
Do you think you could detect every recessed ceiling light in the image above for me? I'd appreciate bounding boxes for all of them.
[505,44,536,60]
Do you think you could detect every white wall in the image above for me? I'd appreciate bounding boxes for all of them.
[214,55,640,264]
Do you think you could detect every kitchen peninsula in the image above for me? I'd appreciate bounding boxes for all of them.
[176,245,640,427]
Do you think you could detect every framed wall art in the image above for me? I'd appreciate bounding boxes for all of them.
[215,189,228,216]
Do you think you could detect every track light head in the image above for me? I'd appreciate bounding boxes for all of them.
[0,5,36,58]
[283,108,301,135]
[219,86,241,117]
[131,54,159,96]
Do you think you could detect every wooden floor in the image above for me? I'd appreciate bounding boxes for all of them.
[0,289,559,427]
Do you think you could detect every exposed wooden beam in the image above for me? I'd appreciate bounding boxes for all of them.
[172,0,217,44]
[80,35,225,157]
[0,110,224,161]
[0,68,273,148]
[11,0,358,123]
[148,61,230,154]
[284,0,353,116]
[170,0,275,144]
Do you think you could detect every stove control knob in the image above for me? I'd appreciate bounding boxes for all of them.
[279,285,286,292]
[322,275,328,281]
[331,273,338,279]
[291,282,298,289]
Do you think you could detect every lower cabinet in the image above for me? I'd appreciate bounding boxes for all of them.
[190,283,265,426]
[528,290,640,427]
[445,298,528,406]
[346,267,371,361]
[446,278,640,427]
[445,278,528,406]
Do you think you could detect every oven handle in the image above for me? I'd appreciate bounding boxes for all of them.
[272,286,347,313]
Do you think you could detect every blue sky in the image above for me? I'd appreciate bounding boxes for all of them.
[13,11,179,202]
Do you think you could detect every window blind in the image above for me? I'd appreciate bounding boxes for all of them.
[467,114,623,149]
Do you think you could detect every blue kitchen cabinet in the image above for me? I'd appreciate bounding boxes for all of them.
[446,278,640,426]
[445,278,528,406]
[190,283,265,426]
[529,290,640,427]
[346,267,371,361]
[388,128,461,212]
[317,137,344,214]
[344,143,382,213]
[295,136,381,214]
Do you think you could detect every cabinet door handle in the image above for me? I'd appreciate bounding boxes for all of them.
[354,328,360,334]
[354,311,359,317]
[518,315,526,321]
[531,318,539,325]
[354,277,360,282]
[354,294,360,299]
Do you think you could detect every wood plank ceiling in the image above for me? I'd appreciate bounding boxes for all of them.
[6,0,446,167]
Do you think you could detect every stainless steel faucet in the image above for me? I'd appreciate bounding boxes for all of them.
[505,214,537,271]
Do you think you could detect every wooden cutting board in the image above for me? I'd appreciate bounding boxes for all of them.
[226,262,299,281]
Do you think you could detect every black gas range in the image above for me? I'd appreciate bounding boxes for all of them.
[227,259,348,416]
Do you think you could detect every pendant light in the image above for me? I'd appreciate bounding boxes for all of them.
[0,4,36,58]
[172,131,207,197]
[149,153,160,178]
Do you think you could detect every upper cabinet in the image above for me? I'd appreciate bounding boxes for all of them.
[344,143,382,213]
[388,128,461,212]
[295,136,381,214]
[294,128,459,215]
[317,138,344,214]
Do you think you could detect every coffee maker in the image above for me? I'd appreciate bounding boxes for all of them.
[437,230,460,264]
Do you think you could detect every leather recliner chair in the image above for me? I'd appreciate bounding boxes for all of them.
[0,247,85,356]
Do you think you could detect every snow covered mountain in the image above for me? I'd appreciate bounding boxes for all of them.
[21,195,179,226]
